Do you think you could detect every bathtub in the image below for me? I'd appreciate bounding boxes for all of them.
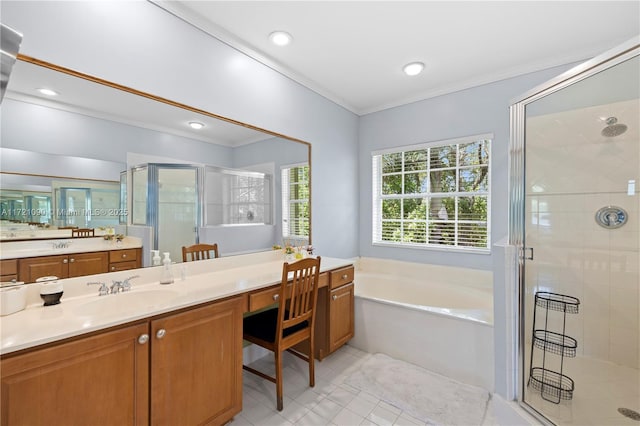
[349,258,495,390]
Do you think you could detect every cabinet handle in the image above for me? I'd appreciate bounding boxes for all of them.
[111,266,116,271]
[138,334,149,344]
[63,259,68,264]
[332,294,337,301]
[156,329,166,339]
[273,294,279,301]
[70,258,75,263]
[122,254,127,258]
[341,274,348,280]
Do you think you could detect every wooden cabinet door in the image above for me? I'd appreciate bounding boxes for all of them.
[68,251,108,277]
[18,255,69,283]
[150,296,243,426]
[329,283,355,353]
[0,322,150,426]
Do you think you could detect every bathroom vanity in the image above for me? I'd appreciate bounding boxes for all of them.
[0,251,354,426]
[0,237,143,282]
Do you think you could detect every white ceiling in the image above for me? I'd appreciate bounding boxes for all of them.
[160,1,640,115]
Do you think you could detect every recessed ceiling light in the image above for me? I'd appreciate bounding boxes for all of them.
[188,121,204,130]
[269,31,293,46]
[403,62,425,76]
[37,88,58,96]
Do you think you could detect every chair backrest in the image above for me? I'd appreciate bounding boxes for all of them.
[72,228,94,237]
[58,226,78,230]
[276,256,321,342]
[182,243,219,262]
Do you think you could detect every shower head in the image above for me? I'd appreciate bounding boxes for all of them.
[601,117,628,137]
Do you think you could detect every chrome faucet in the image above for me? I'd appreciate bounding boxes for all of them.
[52,241,71,249]
[110,275,139,294]
[87,281,109,296]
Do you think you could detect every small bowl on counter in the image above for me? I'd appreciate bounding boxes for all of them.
[37,276,64,306]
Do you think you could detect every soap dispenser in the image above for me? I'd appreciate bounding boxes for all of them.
[159,252,174,285]
[151,250,161,266]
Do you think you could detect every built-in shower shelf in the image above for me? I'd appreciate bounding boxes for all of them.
[535,292,580,314]
[529,367,575,401]
[533,330,577,357]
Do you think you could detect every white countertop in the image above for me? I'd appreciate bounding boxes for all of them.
[0,236,142,260]
[0,251,353,355]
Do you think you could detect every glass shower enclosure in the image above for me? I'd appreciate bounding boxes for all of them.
[132,164,200,263]
[511,40,639,425]
[130,163,273,263]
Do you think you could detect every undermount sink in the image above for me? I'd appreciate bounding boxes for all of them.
[73,289,179,317]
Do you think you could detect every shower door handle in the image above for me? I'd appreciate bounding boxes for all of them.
[522,247,534,261]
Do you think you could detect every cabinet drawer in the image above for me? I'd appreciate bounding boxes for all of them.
[109,260,138,272]
[248,285,280,312]
[0,259,17,276]
[330,266,354,290]
[109,249,137,263]
[1,274,18,283]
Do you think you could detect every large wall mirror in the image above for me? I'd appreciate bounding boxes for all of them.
[1,55,311,262]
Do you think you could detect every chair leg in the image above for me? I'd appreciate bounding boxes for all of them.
[275,350,284,411]
[309,339,315,388]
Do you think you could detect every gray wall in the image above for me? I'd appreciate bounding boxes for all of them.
[1,0,360,258]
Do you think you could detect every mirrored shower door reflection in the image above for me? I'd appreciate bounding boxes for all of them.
[156,166,199,263]
[519,48,639,424]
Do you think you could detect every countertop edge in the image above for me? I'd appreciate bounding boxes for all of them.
[0,256,353,356]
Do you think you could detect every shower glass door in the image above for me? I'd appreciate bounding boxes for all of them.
[156,166,199,263]
[515,43,639,424]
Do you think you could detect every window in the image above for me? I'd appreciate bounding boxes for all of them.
[282,164,309,241]
[372,134,491,251]
[204,167,272,226]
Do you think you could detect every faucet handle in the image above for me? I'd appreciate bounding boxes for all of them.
[87,281,109,296]
[121,275,139,291]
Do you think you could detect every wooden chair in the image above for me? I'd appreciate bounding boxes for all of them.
[71,228,94,237]
[242,256,321,411]
[181,243,219,262]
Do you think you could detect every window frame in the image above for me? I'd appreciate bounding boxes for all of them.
[372,133,492,253]
[281,162,310,243]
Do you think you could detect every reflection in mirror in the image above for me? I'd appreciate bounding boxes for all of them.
[0,189,51,224]
[1,56,311,262]
[0,172,120,239]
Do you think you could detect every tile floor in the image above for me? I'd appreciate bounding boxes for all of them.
[230,345,501,426]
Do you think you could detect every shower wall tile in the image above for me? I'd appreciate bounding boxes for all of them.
[525,191,640,369]
[609,326,639,367]
[582,283,610,318]
[610,230,639,251]
[582,319,610,360]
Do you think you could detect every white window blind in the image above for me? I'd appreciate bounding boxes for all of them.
[282,164,309,242]
[372,135,491,251]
